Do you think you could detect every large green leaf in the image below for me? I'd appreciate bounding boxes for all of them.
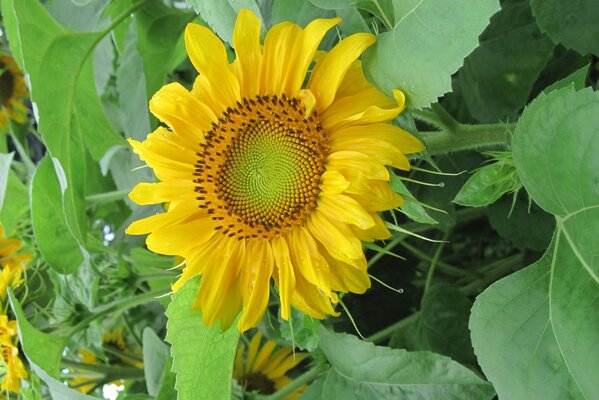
[30,157,84,274]
[271,0,335,26]
[459,1,554,122]
[165,277,240,400]
[309,327,494,399]
[363,0,499,108]
[308,0,395,28]
[8,292,92,400]
[531,0,599,56]
[134,1,195,100]
[470,86,599,399]
[5,0,126,251]
[185,0,262,44]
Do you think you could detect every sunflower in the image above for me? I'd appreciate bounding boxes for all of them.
[0,54,28,131]
[0,226,29,300]
[234,332,306,399]
[70,327,143,393]
[0,315,27,393]
[127,9,423,332]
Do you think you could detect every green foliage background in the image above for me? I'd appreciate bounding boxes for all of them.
[0,0,597,399]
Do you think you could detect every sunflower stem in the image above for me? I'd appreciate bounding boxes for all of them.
[423,230,450,293]
[66,287,170,338]
[85,189,130,204]
[420,122,516,156]
[60,359,145,379]
[366,312,420,343]
[257,365,327,400]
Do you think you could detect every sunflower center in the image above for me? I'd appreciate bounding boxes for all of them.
[194,94,327,239]
[244,372,276,394]
[0,62,14,107]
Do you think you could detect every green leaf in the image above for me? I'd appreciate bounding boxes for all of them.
[143,328,175,397]
[308,0,394,28]
[316,327,495,399]
[134,1,195,101]
[531,0,599,56]
[0,152,15,211]
[279,308,320,351]
[419,285,476,365]
[6,0,126,251]
[185,0,263,44]
[0,170,29,233]
[453,162,519,207]
[363,0,499,108]
[30,157,84,274]
[459,1,554,122]
[390,172,437,224]
[470,86,599,399]
[544,64,589,94]
[487,193,555,251]
[271,0,335,26]
[8,291,91,400]
[389,285,475,365]
[165,277,240,400]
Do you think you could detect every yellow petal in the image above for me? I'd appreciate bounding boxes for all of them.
[262,347,292,375]
[185,23,240,111]
[308,33,376,112]
[234,343,245,380]
[317,193,375,230]
[330,137,411,170]
[125,199,201,234]
[129,180,195,205]
[319,170,349,195]
[259,22,302,95]
[288,227,333,297]
[233,9,263,98]
[283,17,340,95]
[267,353,308,379]
[328,122,424,156]
[149,82,215,147]
[238,241,274,331]
[271,237,295,321]
[306,210,362,264]
[351,212,391,242]
[146,216,217,256]
[326,150,389,181]
[251,340,277,373]
[246,331,263,374]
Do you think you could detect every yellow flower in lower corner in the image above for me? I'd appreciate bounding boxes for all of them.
[0,226,29,299]
[235,332,307,399]
[0,316,27,393]
[0,54,28,131]
[126,9,423,332]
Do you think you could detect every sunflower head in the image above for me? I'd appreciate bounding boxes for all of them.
[234,332,307,399]
[127,9,423,332]
[0,54,28,131]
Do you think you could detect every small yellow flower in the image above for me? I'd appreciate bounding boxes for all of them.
[127,9,423,332]
[0,226,29,300]
[0,316,27,393]
[0,54,28,131]
[234,332,307,399]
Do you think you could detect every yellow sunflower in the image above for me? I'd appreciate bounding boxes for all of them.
[234,332,307,399]
[0,315,27,393]
[0,226,29,300]
[127,9,423,332]
[0,54,28,131]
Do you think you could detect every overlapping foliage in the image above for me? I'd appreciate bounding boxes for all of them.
[0,0,597,399]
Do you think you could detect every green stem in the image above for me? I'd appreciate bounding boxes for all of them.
[257,365,327,400]
[85,189,130,204]
[460,253,524,296]
[67,287,169,338]
[60,360,145,379]
[423,231,450,293]
[420,122,516,156]
[8,132,35,175]
[366,312,420,343]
